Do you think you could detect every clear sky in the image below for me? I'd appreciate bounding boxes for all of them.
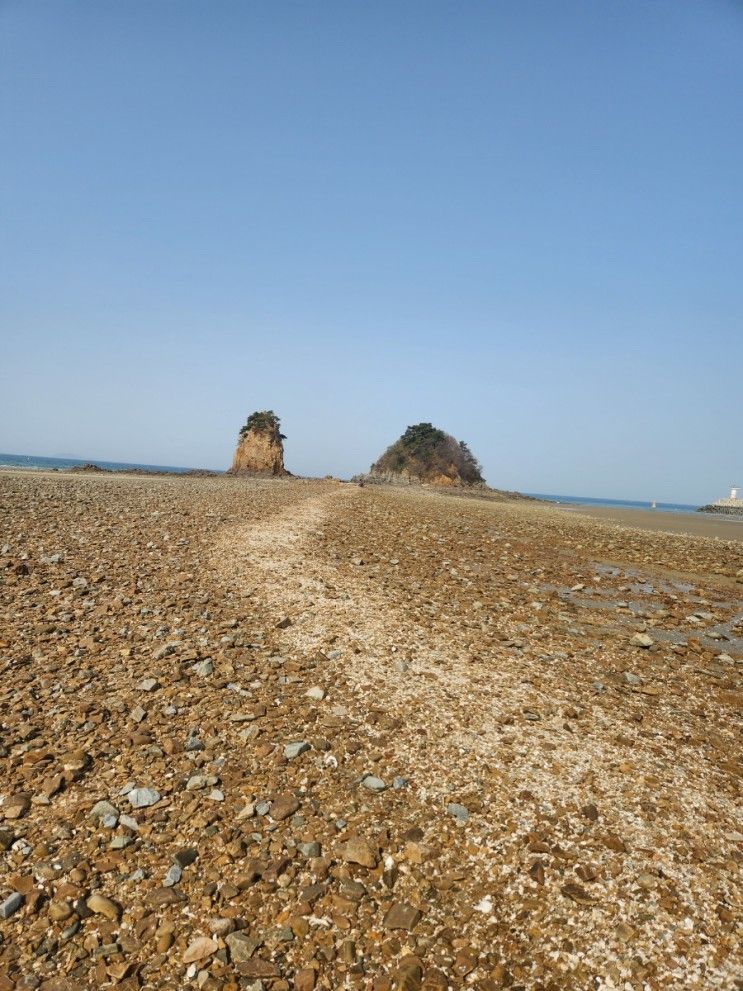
[1,1,741,503]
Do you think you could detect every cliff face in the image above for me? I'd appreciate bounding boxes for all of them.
[366,423,485,487]
[228,411,288,476]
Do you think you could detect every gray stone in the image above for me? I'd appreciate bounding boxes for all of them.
[192,659,213,677]
[137,678,160,692]
[186,774,217,791]
[284,741,310,760]
[127,787,161,809]
[305,686,326,701]
[297,841,321,857]
[393,777,408,789]
[631,633,654,648]
[360,775,386,792]
[0,892,24,918]
[90,800,119,822]
[447,803,470,823]
[623,672,642,685]
[225,930,262,963]
[164,864,182,887]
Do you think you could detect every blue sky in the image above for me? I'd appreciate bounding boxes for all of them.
[1,0,741,503]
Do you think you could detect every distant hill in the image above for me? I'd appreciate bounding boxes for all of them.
[365,422,485,487]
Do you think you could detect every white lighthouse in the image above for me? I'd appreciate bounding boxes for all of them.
[731,485,739,501]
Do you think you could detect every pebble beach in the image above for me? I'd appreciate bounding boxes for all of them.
[1,470,741,990]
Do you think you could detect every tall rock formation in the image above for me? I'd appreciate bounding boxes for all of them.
[228,410,288,476]
[365,422,485,487]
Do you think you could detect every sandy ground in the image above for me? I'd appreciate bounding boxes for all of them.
[0,472,741,991]
[554,504,743,542]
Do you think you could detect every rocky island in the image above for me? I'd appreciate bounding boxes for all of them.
[363,422,486,487]
[228,410,289,476]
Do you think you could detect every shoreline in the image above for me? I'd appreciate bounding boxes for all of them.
[554,501,743,540]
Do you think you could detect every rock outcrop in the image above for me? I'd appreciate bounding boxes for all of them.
[363,422,485,487]
[697,502,743,517]
[228,410,288,476]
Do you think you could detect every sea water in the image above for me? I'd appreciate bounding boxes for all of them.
[529,493,700,515]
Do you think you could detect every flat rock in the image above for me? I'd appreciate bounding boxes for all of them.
[270,794,300,820]
[284,740,310,760]
[382,901,422,931]
[127,787,161,808]
[342,835,379,868]
[225,930,262,962]
[183,936,219,963]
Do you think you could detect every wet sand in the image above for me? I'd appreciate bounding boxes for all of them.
[555,503,743,541]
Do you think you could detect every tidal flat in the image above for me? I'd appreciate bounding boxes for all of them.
[0,471,741,990]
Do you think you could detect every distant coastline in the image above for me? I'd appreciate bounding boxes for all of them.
[0,452,216,475]
[529,492,702,516]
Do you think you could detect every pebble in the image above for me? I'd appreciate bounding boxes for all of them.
[284,741,311,760]
[90,800,119,821]
[360,774,386,792]
[0,892,24,919]
[174,846,199,868]
[342,835,379,868]
[631,632,655,648]
[163,864,182,887]
[447,802,470,823]
[225,930,262,962]
[86,893,121,920]
[382,901,422,931]
[127,787,161,808]
[183,936,219,964]
[305,686,326,701]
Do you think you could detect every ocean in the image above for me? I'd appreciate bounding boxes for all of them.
[0,452,211,474]
[529,492,700,515]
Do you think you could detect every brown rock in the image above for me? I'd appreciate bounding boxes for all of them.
[183,936,219,963]
[86,894,122,920]
[342,836,379,869]
[560,882,595,906]
[382,902,422,931]
[271,794,300,821]
[294,968,316,991]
